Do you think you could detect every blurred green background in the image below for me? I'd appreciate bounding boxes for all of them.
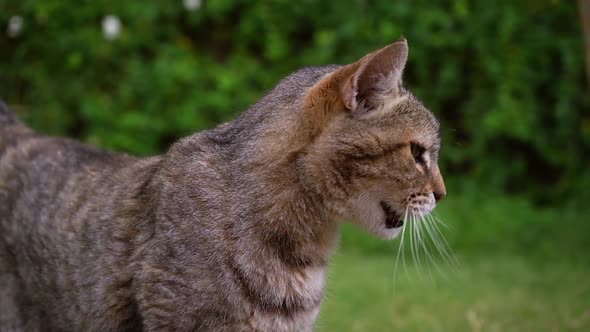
[1,0,589,331]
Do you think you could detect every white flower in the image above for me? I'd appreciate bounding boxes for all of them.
[7,16,23,38]
[183,0,202,11]
[102,15,121,41]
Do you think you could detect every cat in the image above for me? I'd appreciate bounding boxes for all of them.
[0,38,445,331]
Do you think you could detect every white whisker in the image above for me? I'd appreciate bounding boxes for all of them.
[416,213,426,262]
[393,204,456,281]
[409,212,418,270]
[417,213,436,280]
[394,206,409,280]
[432,211,451,229]
[425,215,448,258]
[427,213,459,267]
[424,214,447,257]
[414,213,423,270]
[421,215,448,277]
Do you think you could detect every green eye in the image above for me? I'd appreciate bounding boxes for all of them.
[411,142,425,163]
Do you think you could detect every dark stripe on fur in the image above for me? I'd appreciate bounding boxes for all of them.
[342,142,406,161]
[264,231,328,269]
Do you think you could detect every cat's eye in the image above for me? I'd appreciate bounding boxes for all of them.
[410,142,425,164]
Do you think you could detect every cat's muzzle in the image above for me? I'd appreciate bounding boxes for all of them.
[380,201,404,228]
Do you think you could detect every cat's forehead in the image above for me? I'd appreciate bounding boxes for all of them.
[365,92,440,146]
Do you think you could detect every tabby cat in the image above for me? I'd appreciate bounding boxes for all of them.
[0,39,445,331]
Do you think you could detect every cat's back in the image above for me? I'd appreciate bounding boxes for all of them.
[0,128,139,225]
[0,106,161,330]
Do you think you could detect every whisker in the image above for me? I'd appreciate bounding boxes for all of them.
[393,206,457,281]
[416,213,437,280]
[413,212,424,275]
[409,212,418,270]
[425,215,447,257]
[424,214,448,259]
[394,206,409,280]
[412,212,432,277]
[433,215,459,267]
[421,215,448,277]
[432,210,451,229]
[427,213,459,267]
[414,213,423,270]
[416,213,427,263]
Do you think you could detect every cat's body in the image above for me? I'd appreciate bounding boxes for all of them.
[0,40,446,331]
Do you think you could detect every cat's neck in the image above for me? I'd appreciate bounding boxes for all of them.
[156,104,340,320]
[162,107,340,265]
[205,90,341,269]
[224,148,339,318]
[230,149,339,270]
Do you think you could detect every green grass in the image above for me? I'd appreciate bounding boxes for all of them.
[316,190,590,331]
[317,253,590,331]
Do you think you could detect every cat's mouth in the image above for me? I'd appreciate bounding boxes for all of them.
[380,201,404,229]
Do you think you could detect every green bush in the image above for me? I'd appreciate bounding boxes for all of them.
[1,0,588,201]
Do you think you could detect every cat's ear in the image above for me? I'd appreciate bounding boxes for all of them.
[342,38,409,112]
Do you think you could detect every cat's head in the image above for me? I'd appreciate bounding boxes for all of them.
[298,39,446,239]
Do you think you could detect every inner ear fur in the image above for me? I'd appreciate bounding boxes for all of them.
[301,38,409,136]
[344,39,409,112]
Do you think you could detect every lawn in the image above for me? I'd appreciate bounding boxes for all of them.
[317,253,590,331]
[316,191,590,331]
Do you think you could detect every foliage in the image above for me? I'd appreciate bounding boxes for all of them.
[0,0,588,201]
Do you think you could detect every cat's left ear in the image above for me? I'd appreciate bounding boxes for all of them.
[342,38,409,112]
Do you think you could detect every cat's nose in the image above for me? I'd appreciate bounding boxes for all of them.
[430,166,446,203]
[433,190,446,203]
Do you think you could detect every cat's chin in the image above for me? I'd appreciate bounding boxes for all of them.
[370,225,403,240]
[347,216,404,240]
[346,216,404,240]
[345,195,405,240]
